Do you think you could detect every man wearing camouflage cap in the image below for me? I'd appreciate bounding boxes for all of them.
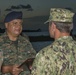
[31,8,76,75]
[0,11,36,75]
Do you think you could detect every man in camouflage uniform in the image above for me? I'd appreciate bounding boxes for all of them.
[31,8,76,75]
[0,11,36,75]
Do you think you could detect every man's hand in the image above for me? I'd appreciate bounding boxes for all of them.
[2,65,23,75]
[12,65,23,75]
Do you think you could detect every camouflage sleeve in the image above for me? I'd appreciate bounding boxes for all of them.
[31,51,44,75]
[31,46,55,75]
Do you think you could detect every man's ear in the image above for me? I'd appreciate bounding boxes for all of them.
[5,23,8,28]
[52,22,56,30]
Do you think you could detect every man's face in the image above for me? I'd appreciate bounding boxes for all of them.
[5,19,23,36]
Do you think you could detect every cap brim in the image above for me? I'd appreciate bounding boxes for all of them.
[44,19,51,24]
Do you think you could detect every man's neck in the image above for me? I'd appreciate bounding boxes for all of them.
[55,32,70,40]
[7,33,18,41]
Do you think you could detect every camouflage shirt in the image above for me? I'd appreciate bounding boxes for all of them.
[31,36,76,75]
[0,32,36,75]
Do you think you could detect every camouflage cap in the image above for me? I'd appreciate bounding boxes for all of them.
[44,8,74,24]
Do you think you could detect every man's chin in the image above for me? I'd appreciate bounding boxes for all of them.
[14,33,20,36]
[15,32,21,35]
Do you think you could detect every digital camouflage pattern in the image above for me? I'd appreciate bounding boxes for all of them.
[0,49,3,70]
[44,8,74,24]
[0,32,36,75]
[31,36,76,75]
